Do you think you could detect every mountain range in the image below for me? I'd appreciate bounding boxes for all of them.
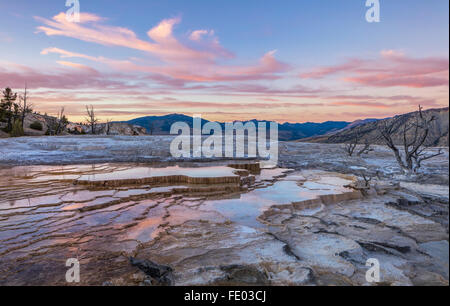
[124,107,449,145]
[124,114,352,141]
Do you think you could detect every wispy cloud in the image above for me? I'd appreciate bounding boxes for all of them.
[301,50,449,88]
[0,61,136,90]
[189,29,213,41]
[0,10,443,123]
[36,13,289,82]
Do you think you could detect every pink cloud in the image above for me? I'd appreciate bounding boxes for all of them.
[301,51,449,88]
[41,47,98,61]
[56,60,98,73]
[36,13,288,82]
[0,62,136,90]
[326,94,442,109]
[331,101,389,108]
[42,47,288,83]
[36,13,216,63]
[300,59,364,79]
[189,29,213,41]
[343,74,448,88]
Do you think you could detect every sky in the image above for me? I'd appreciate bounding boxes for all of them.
[0,0,448,123]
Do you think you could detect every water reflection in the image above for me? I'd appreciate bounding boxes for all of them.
[0,163,356,285]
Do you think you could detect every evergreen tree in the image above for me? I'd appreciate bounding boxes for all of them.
[10,119,24,137]
[1,88,18,132]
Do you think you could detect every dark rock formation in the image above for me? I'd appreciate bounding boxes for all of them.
[129,257,174,286]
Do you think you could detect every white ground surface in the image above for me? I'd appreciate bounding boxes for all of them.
[1,136,447,184]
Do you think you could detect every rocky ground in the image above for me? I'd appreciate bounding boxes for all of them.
[0,136,448,286]
[0,136,447,176]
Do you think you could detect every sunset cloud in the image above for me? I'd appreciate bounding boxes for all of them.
[330,101,389,108]
[41,47,98,61]
[36,13,288,82]
[301,51,449,88]
[0,3,443,124]
[0,62,135,90]
[56,60,98,72]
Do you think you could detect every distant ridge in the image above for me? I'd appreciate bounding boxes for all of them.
[302,107,449,147]
[123,114,350,141]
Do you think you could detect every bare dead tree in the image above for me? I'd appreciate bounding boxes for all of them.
[361,173,372,188]
[412,147,443,170]
[344,142,357,157]
[378,105,443,173]
[344,131,359,157]
[344,129,373,157]
[85,105,98,135]
[48,107,68,135]
[105,118,112,135]
[19,84,33,129]
[55,107,68,135]
[357,139,373,157]
[149,121,154,135]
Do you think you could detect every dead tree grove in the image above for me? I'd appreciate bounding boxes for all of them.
[344,130,373,157]
[378,105,444,173]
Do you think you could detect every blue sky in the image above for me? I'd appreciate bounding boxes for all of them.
[0,0,448,122]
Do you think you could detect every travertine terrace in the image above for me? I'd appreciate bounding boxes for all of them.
[0,137,448,285]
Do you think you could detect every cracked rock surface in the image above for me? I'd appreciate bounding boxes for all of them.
[0,139,448,286]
